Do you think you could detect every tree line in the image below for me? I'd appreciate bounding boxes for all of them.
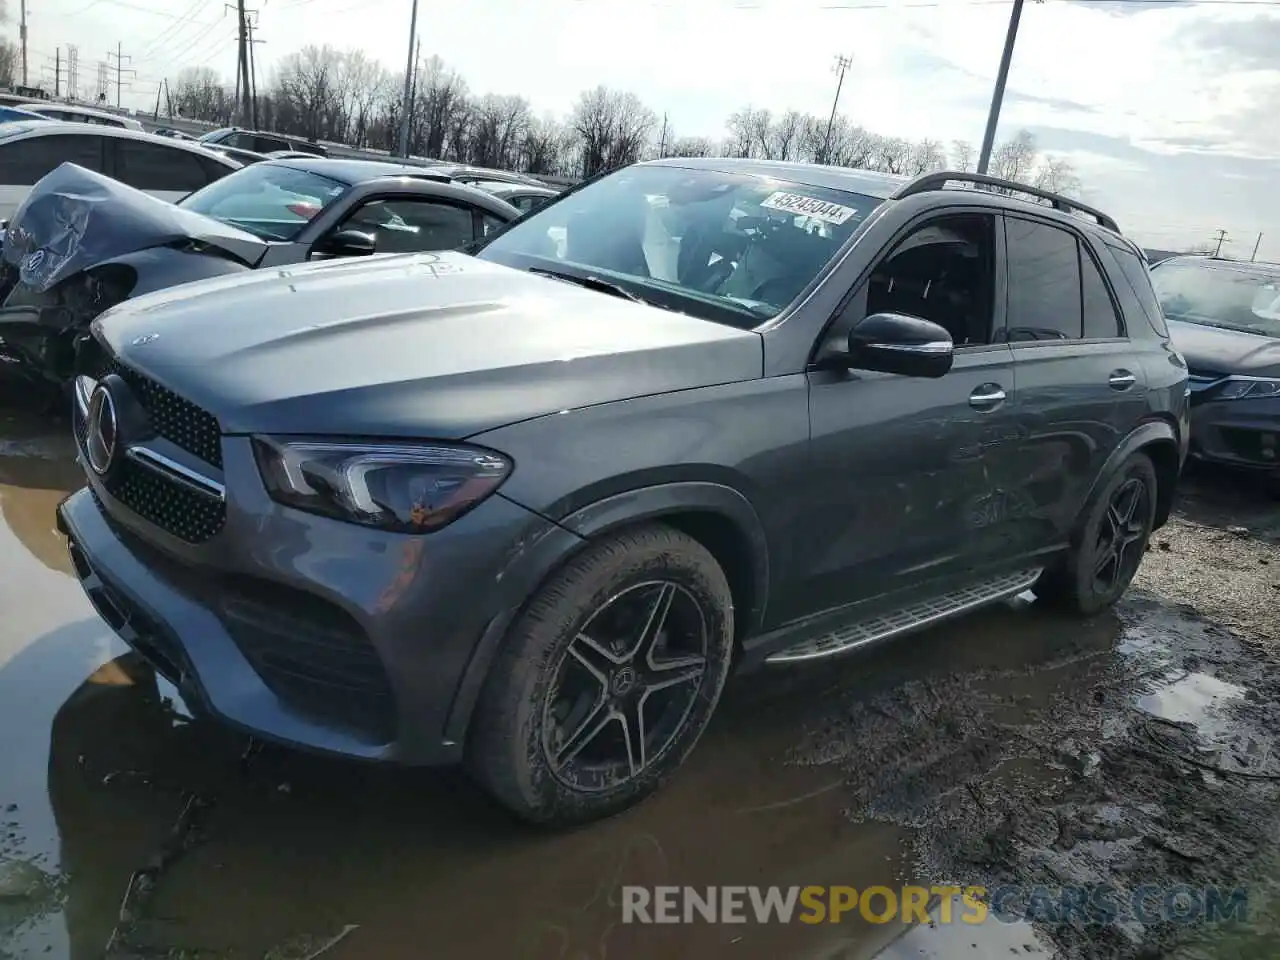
[167,43,1075,191]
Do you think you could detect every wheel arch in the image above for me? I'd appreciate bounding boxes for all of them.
[443,482,771,746]
[1079,418,1181,538]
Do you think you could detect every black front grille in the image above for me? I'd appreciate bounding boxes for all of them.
[215,579,396,742]
[106,359,224,469]
[76,398,226,544]
[102,458,226,543]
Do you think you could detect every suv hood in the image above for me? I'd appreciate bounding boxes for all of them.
[1,162,268,293]
[95,251,764,438]
[1168,318,1280,377]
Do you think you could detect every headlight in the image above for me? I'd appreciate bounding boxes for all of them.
[1217,377,1280,401]
[253,437,512,533]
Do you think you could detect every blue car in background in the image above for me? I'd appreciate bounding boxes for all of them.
[0,105,51,125]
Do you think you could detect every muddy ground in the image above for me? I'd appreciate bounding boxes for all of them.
[1,378,1279,959]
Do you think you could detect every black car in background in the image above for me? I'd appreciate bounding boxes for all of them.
[0,157,520,386]
[1152,255,1280,484]
[198,126,329,158]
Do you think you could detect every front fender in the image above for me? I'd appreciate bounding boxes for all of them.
[441,481,771,745]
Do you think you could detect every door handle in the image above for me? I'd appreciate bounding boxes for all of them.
[969,384,1006,410]
[1109,370,1137,391]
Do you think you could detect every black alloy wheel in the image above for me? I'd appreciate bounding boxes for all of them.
[542,580,708,792]
[1091,476,1150,596]
[466,524,734,826]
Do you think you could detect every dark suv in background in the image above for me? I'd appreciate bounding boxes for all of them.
[57,160,1188,826]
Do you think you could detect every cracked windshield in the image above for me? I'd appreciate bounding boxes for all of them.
[0,1,1278,960]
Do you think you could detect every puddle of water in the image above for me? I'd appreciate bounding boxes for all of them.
[1137,671,1246,739]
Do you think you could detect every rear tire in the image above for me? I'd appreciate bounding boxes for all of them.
[466,524,734,827]
[1036,452,1158,615]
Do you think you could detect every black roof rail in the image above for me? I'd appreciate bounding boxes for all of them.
[892,170,1120,234]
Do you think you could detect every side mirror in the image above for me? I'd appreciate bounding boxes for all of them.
[846,312,954,378]
[316,228,377,258]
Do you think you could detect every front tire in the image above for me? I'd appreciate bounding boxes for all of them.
[466,524,735,827]
[1036,452,1158,615]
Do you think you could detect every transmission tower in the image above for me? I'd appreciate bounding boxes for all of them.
[96,61,110,103]
[67,46,80,101]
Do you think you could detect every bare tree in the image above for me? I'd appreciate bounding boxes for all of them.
[766,110,805,161]
[669,135,716,158]
[950,139,975,172]
[470,93,530,169]
[0,40,16,89]
[522,114,576,175]
[725,106,768,158]
[572,86,656,177]
[990,129,1038,183]
[171,66,232,123]
[906,138,946,175]
[1032,155,1081,196]
[273,44,342,140]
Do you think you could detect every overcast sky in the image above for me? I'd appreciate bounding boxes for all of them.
[13,0,1280,259]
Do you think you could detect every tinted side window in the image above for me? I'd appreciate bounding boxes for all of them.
[343,198,476,253]
[0,134,103,183]
[1004,217,1082,341]
[1080,244,1122,339]
[115,140,209,192]
[1107,242,1169,337]
[252,136,289,153]
[866,213,998,346]
[196,155,236,185]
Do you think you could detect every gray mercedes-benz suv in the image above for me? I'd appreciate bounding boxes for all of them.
[57,159,1189,825]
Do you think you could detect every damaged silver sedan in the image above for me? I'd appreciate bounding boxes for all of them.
[0,158,521,389]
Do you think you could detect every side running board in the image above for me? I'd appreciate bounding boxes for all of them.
[765,568,1042,665]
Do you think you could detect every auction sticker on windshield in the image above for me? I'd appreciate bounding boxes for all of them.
[760,191,857,225]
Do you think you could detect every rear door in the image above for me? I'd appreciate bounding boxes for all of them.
[0,132,107,220]
[107,138,213,203]
[1002,214,1140,553]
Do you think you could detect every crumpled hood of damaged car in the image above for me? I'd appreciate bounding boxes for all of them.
[1,162,268,292]
[94,251,764,438]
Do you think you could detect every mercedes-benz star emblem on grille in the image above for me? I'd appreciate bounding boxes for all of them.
[132,333,160,346]
[85,384,120,476]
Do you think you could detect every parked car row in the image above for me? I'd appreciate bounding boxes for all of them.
[37,155,1197,827]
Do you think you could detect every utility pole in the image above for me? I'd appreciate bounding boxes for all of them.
[405,37,421,129]
[247,16,263,129]
[1251,232,1263,263]
[977,0,1026,175]
[108,43,134,109]
[152,83,161,120]
[658,113,668,157]
[1212,229,1230,258]
[822,54,852,165]
[164,77,172,118]
[19,0,29,87]
[398,0,420,158]
[235,0,252,126]
[55,48,61,97]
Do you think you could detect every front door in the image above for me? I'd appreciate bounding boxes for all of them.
[785,211,1024,623]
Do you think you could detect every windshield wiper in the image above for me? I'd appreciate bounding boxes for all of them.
[527,267,651,306]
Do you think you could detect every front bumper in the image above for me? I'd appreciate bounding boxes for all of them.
[1188,395,1280,473]
[58,451,583,764]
